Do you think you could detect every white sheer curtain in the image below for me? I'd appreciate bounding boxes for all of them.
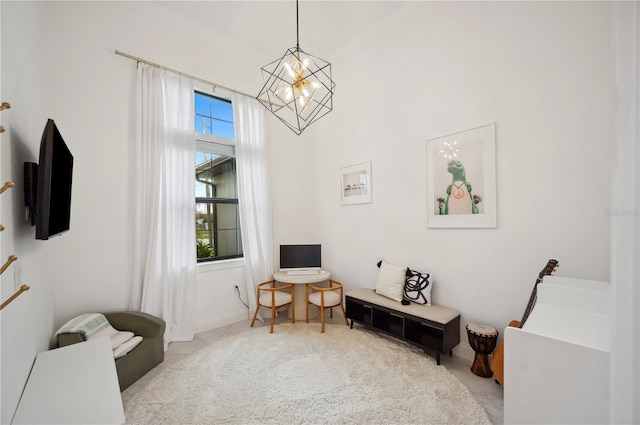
[231,93,274,319]
[130,63,196,349]
[610,2,640,423]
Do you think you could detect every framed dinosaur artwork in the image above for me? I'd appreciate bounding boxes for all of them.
[426,123,497,228]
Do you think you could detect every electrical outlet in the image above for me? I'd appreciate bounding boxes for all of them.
[13,261,22,292]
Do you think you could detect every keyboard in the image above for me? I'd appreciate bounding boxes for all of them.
[286,270,320,275]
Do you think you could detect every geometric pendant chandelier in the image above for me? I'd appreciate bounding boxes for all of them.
[256,0,336,135]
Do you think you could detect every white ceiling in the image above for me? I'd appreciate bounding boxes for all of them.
[154,1,418,61]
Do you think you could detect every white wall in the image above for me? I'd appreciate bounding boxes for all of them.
[195,260,248,333]
[270,1,613,359]
[1,2,57,421]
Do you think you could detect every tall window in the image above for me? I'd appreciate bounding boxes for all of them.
[195,91,242,262]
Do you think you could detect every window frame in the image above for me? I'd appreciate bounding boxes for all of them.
[194,89,243,264]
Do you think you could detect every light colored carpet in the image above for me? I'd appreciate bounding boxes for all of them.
[125,323,492,425]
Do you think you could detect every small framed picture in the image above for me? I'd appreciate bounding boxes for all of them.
[340,161,372,205]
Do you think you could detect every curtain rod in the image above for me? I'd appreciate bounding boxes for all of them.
[114,50,254,99]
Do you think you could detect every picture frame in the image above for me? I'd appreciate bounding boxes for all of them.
[340,161,372,205]
[426,123,497,228]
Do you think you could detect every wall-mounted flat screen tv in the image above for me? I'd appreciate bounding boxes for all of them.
[24,119,73,240]
[279,244,321,272]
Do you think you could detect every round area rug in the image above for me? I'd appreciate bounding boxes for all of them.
[125,323,492,425]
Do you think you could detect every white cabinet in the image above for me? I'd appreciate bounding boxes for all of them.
[13,336,125,425]
[504,276,610,424]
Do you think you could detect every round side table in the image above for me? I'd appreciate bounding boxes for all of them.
[466,323,498,378]
[273,270,330,321]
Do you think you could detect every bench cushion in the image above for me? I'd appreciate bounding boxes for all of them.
[346,288,459,325]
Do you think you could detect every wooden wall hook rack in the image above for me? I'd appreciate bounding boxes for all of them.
[0,182,14,194]
[0,285,29,311]
[0,102,10,112]
[0,225,4,232]
[0,255,18,275]
[0,126,5,133]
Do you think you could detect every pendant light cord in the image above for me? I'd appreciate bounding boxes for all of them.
[296,0,300,48]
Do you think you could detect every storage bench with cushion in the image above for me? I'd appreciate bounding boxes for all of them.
[346,288,460,365]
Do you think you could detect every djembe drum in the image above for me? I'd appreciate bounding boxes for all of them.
[466,323,498,378]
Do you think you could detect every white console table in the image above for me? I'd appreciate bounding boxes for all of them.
[273,270,331,321]
[13,336,125,425]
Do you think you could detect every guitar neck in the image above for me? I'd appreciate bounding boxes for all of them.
[519,259,559,328]
[519,278,541,326]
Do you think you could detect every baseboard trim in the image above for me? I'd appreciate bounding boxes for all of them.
[195,310,249,333]
[453,343,475,362]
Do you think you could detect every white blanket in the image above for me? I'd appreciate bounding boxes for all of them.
[56,313,142,359]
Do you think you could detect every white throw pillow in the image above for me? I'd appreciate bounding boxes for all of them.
[375,260,407,302]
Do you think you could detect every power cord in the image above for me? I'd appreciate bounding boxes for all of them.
[235,285,249,309]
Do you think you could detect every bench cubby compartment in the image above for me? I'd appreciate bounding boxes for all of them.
[372,308,405,338]
[405,319,446,353]
[345,297,372,326]
[346,289,460,365]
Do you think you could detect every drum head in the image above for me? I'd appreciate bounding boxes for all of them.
[467,323,497,336]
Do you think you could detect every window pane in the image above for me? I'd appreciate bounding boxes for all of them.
[195,152,237,199]
[215,99,234,123]
[196,202,242,260]
[211,120,235,140]
[195,92,235,140]
[215,203,243,257]
[195,94,212,116]
[196,203,215,260]
[195,147,242,262]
